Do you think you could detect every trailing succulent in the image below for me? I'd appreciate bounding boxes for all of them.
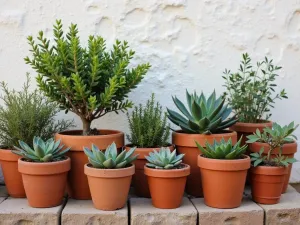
[167,90,238,134]
[195,137,247,159]
[84,142,138,169]
[12,137,70,162]
[145,148,184,169]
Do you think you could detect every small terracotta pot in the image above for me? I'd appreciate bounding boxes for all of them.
[125,145,174,198]
[249,142,297,193]
[172,130,237,197]
[198,155,250,208]
[18,157,70,208]
[55,129,124,200]
[0,149,25,198]
[250,166,288,204]
[84,164,134,211]
[144,164,190,209]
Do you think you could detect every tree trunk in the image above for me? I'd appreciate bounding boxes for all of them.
[82,119,91,136]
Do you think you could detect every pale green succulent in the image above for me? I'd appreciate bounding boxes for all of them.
[145,147,184,169]
[84,142,138,169]
[12,136,70,162]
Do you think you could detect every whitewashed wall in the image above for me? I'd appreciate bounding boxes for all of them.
[0,0,300,159]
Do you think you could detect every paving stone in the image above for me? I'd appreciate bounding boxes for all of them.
[259,186,300,225]
[191,197,263,225]
[61,199,128,225]
[0,197,63,225]
[0,198,5,204]
[130,197,197,225]
[0,185,8,197]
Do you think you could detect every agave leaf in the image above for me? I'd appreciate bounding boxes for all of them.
[191,100,202,121]
[208,98,225,121]
[89,157,104,168]
[103,158,116,168]
[42,154,53,162]
[172,96,193,121]
[54,147,71,158]
[126,154,138,164]
[83,147,94,159]
[164,164,174,169]
[169,150,176,162]
[188,120,200,131]
[45,140,55,154]
[173,160,182,166]
[18,140,35,155]
[198,117,210,130]
[125,147,136,159]
[116,161,128,168]
[146,163,156,168]
[186,90,193,112]
[206,90,216,113]
[115,150,127,164]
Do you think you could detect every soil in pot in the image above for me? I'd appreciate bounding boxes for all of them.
[84,164,134,211]
[0,149,25,198]
[250,166,288,204]
[144,164,190,209]
[198,155,250,208]
[249,142,297,193]
[55,129,124,200]
[172,130,237,197]
[18,157,70,208]
[125,145,174,198]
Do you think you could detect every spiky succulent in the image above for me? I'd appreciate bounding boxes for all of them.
[84,142,138,169]
[12,137,70,162]
[167,90,238,134]
[196,137,247,159]
[145,147,184,169]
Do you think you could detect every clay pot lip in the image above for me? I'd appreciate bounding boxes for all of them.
[84,163,135,178]
[125,144,175,159]
[250,165,288,175]
[56,129,124,138]
[144,163,190,178]
[197,154,250,171]
[249,141,297,154]
[18,157,71,175]
[230,120,272,132]
[0,149,21,161]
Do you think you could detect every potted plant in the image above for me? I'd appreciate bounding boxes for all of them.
[167,90,238,196]
[196,137,250,208]
[25,20,150,199]
[13,137,71,208]
[126,93,172,197]
[223,53,287,145]
[144,148,190,209]
[247,122,298,199]
[83,142,137,210]
[0,76,73,198]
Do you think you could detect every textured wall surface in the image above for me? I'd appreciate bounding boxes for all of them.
[0,0,300,151]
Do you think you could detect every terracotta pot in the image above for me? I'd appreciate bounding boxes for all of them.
[250,166,288,204]
[55,129,124,200]
[198,155,250,208]
[249,142,297,193]
[0,149,25,198]
[144,164,190,209]
[18,157,70,208]
[172,130,237,197]
[125,145,174,198]
[84,164,134,210]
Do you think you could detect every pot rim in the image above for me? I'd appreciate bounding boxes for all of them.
[230,121,272,133]
[125,144,175,159]
[144,163,190,178]
[56,129,124,138]
[249,141,297,154]
[250,165,288,175]
[84,164,135,178]
[0,149,21,161]
[197,154,250,171]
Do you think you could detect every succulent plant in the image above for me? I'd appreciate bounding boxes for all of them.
[195,137,247,159]
[12,137,70,162]
[84,142,138,169]
[167,90,238,134]
[145,147,184,169]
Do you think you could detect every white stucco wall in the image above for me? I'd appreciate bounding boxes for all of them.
[0,0,300,162]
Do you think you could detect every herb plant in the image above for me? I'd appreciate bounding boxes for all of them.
[145,148,184,169]
[167,90,238,134]
[222,53,287,123]
[25,20,151,135]
[127,93,170,148]
[247,122,298,167]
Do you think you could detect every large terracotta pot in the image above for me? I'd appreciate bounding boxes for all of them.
[230,121,272,146]
[249,142,297,193]
[0,149,25,198]
[125,145,174,198]
[84,164,134,211]
[55,129,124,200]
[144,164,190,209]
[172,130,237,197]
[250,166,288,204]
[18,157,70,208]
[198,155,250,208]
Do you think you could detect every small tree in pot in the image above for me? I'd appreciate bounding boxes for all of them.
[25,20,150,199]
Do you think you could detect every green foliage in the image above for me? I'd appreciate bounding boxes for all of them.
[145,147,184,169]
[24,20,151,135]
[12,137,70,162]
[195,137,247,159]
[167,90,238,134]
[84,142,138,169]
[223,53,287,123]
[0,75,74,149]
[247,122,298,167]
[126,94,170,148]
